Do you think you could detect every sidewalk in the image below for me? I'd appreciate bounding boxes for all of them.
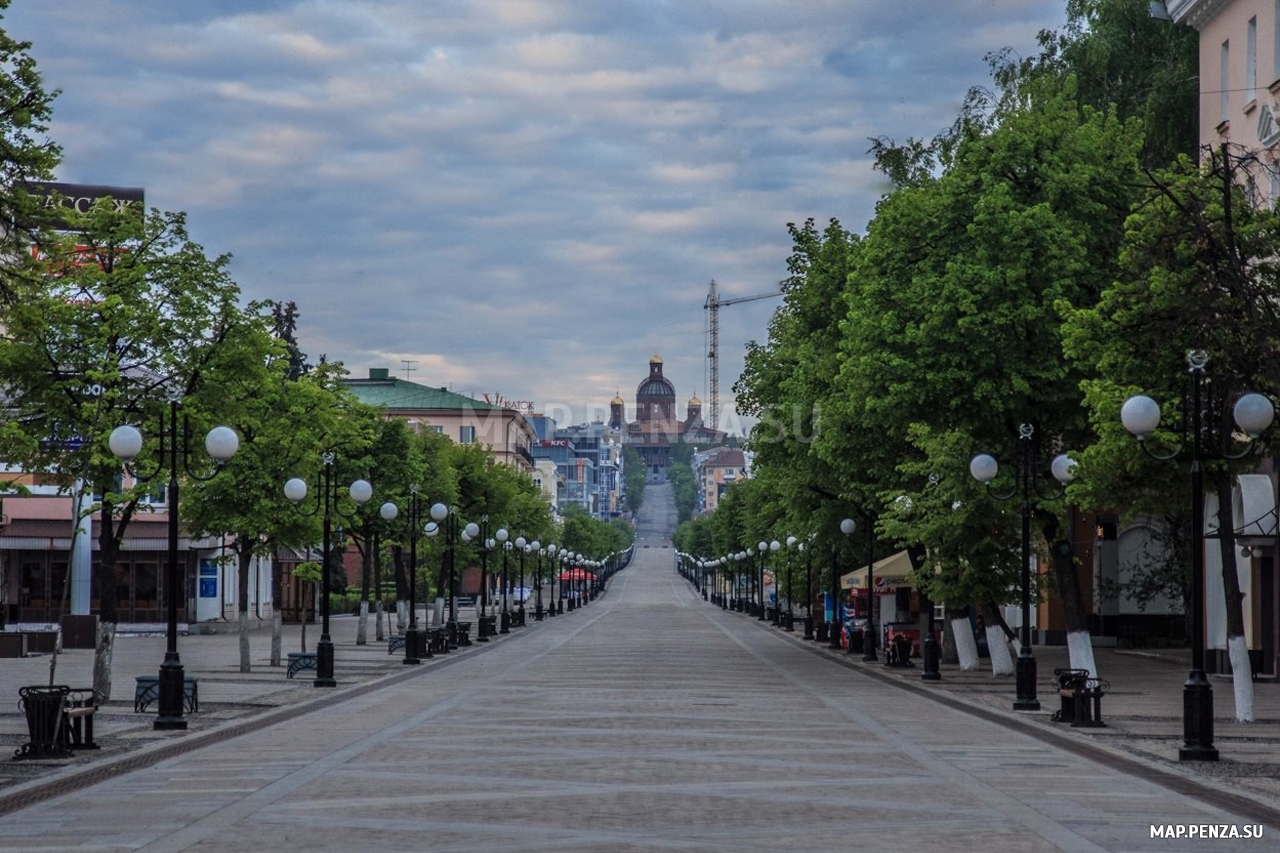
[0,610,498,792]
[3,609,1278,812]
[794,627,1280,808]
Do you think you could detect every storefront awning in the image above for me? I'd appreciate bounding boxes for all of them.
[841,549,915,591]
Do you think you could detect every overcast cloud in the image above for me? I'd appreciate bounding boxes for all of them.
[4,0,1067,434]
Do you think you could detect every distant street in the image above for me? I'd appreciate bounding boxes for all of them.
[0,482,1271,852]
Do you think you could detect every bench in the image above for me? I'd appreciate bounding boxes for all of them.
[286,652,318,678]
[426,627,447,655]
[134,675,199,713]
[1051,668,1108,728]
[64,688,100,750]
[387,635,406,654]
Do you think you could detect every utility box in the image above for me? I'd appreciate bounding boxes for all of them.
[60,614,98,649]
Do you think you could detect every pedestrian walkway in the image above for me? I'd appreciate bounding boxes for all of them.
[755,616,1280,811]
[0,483,1275,850]
[0,609,480,791]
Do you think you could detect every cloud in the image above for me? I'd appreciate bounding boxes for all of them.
[3,0,1066,431]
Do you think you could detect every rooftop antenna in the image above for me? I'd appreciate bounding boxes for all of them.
[401,360,418,381]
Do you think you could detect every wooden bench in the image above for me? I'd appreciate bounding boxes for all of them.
[1051,668,1108,728]
[64,688,100,750]
[134,675,199,713]
[286,652,318,678]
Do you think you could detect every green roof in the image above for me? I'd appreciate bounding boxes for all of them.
[341,373,500,413]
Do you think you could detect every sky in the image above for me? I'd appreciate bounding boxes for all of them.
[3,0,1068,435]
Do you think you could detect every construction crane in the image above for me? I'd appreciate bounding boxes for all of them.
[703,279,783,430]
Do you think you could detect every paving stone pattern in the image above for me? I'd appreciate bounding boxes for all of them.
[0,483,1275,851]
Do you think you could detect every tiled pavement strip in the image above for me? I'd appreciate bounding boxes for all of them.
[0,486,1273,850]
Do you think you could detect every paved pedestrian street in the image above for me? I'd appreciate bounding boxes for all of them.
[0,485,1276,851]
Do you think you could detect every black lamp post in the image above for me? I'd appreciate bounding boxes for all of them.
[778,535,788,627]
[377,487,426,664]
[497,528,511,634]
[284,454,374,687]
[971,424,1076,711]
[110,400,239,730]
[802,539,814,639]
[429,503,462,649]
[518,536,533,621]
[477,516,491,642]
[831,518,855,650]
[756,541,768,619]
[769,540,782,624]
[920,582,941,681]
[1121,349,1273,761]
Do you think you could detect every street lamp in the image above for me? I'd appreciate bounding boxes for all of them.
[284,454,373,687]
[497,528,511,634]
[430,503,464,649]
[376,489,432,660]
[831,518,855,650]
[756,541,768,619]
[1121,350,1273,761]
[784,535,798,631]
[475,516,491,642]
[769,540,782,625]
[971,423,1076,711]
[801,539,814,639]
[109,400,239,730]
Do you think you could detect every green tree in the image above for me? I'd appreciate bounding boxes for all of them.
[0,200,267,700]
[1062,145,1280,719]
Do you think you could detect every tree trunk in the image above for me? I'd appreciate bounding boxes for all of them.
[92,497,131,703]
[238,536,252,673]
[1212,471,1255,722]
[374,540,386,642]
[390,545,408,633]
[1042,507,1097,678]
[983,601,1014,676]
[356,537,372,645]
[948,608,978,670]
[269,541,283,667]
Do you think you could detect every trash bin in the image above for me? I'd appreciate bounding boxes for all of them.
[16,685,70,759]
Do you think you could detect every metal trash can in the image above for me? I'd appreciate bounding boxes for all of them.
[16,685,70,759]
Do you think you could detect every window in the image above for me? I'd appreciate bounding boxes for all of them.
[1248,18,1258,102]
[1222,40,1231,124]
[459,425,476,444]
[431,425,443,434]
[1274,1,1280,81]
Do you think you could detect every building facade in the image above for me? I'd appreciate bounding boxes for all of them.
[611,356,726,474]
[342,368,537,472]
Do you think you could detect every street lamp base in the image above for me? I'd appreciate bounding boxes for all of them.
[314,638,337,688]
[920,636,941,681]
[403,627,422,664]
[1180,674,1218,762]
[154,658,188,731]
[1014,650,1039,710]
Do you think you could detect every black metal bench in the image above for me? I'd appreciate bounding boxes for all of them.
[426,627,447,655]
[286,652,318,678]
[134,675,199,713]
[387,635,406,654]
[1051,668,1108,727]
[885,633,914,668]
